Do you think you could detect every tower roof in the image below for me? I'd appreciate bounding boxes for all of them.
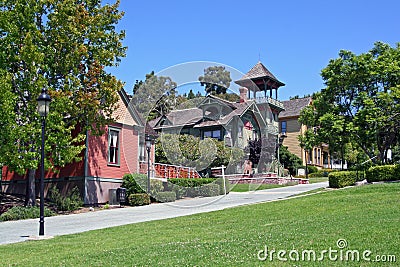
[235,61,285,91]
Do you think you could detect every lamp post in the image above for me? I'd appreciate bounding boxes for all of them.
[37,88,51,236]
[145,134,154,194]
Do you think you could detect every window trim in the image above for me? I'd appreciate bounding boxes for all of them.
[108,127,121,166]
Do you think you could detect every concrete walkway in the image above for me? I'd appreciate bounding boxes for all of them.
[0,182,328,245]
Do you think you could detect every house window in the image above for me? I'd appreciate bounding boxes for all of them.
[203,129,221,140]
[108,128,120,165]
[281,121,287,134]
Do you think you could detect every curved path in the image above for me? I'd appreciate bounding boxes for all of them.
[0,182,328,245]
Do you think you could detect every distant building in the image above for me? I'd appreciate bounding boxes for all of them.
[151,61,286,172]
[278,97,346,169]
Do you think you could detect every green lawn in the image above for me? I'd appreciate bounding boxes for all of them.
[308,177,329,183]
[2,183,399,266]
[230,183,286,192]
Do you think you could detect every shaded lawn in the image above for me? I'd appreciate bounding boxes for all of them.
[1,183,399,266]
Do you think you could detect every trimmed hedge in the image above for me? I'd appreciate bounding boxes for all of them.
[328,171,357,188]
[366,165,400,183]
[198,184,220,197]
[215,177,230,194]
[168,178,215,188]
[128,193,150,206]
[153,191,176,203]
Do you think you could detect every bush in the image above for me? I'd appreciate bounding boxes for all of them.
[198,184,220,197]
[214,177,230,194]
[128,193,150,206]
[306,165,318,174]
[366,165,400,183]
[150,179,164,196]
[49,186,83,212]
[328,171,357,188]
[153,191,176,203]
[168,178,215,188]
[170,184,186,199]
[0,206,56,221]
[122,173,146,195]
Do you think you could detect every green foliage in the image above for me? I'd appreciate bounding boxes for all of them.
[131,72,177,120]
[300,42,400,165]
[214,177,230,194]
[306,165,318,174]
[150,179,164,196]
[156,133,244,172]
[279,146,303,175]
[366,164,400,183]
[127,193,150,206]
[0,206,56,221]
[153,191,176,203]
[122,173,146,196]
[0,0,126,204]
[49,186,83,212]
[198,66,232,95]
[328,171,357,188]
[168,178,215,188]
[198,184,220,197]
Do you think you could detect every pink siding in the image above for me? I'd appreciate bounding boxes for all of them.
[87,124,139,179]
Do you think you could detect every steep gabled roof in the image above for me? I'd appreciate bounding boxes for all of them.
[279,97,312,119]
[235,61,285,89]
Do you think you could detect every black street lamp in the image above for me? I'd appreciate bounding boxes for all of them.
[145,134,155,194]
[37,88,51,236]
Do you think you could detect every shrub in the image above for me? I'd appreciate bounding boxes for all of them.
[150,179,164,196]
[170,184,186,199]
[49,186,83,212]
[214,177,230,194]
[168,178,215,188]
[198,184,220,197]
[306,165,318,174]
[153,191,176,203]
[0,206,56,221]
[122,173,146,195]
[366,165,400,183]
[328,171,357,188]
[128,193,150,206]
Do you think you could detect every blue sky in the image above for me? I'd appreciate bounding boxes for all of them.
[105,0,399,100]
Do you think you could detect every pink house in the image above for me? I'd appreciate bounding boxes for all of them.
[1,90,155,204]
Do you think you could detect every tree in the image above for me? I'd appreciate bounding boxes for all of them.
[155,133,244,172]
[279,145,302,176]
[198,66,232,95]
[187,89,195,99]
[131,72,177,120]
[299,42,400,165]
[0,0,126,205]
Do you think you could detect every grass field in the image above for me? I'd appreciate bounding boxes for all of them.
[1,183,399,266]
[230,183,286,192]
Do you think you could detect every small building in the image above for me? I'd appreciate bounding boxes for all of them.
[1,90,155,204]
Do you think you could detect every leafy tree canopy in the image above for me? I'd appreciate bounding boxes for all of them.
[198,66,232,95]
[131,72,177,120]
[155,133,244,172]
[0,0,126,204]
[299,42,400,164]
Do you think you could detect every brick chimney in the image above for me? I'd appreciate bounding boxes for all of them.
[239,87,248,103]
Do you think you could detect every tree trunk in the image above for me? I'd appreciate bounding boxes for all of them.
[25,168,37,207]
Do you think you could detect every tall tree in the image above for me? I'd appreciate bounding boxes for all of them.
[0,0,126,205]
[299,42,400,164]
[198,66,232,95]
[131,72,177,120]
